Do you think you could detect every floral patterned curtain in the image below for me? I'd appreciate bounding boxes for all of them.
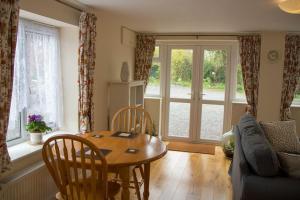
[78,12,97,133]
[238,35,261,117]
[134,34,155,87]
[280,34,300,121]
[0,0,19,173]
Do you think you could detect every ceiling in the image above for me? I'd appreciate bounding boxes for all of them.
[77,0,300,33]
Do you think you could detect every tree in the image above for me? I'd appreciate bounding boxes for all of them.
[171,50,192,85]
[203,50,227,89]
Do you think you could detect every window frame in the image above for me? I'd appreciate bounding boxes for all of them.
[292,96,300,106]
[292,76,300,106]
[7,111,28,147]
[145,45,162,97]
[6,18,61,146]
[232,48,247,103]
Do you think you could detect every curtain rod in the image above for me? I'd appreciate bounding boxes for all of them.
[140,32,300,37]
[150,34,252,37]
[55,0,84,12]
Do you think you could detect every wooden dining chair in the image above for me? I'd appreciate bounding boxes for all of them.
[111,106,153,135]
[42,134,120,200]
[111,106,153,200]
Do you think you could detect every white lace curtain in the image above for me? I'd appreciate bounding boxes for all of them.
[9,18,63,129]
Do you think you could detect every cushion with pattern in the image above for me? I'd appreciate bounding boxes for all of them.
[260,120,300,153]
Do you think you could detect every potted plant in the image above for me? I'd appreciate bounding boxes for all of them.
[26,114,52,144]
[222,129,235,159]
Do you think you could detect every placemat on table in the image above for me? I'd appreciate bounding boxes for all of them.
[76,147,111,159]
[111,131,138,139]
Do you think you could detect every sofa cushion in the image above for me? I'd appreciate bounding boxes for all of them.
[277,152,300,178]
[241,175,300,200]
[238,114,279,176]
[260,120,300,153]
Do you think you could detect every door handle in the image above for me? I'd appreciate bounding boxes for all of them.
[198,93,206,101]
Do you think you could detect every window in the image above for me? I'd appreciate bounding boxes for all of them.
[145,46,161,96]
[292,53,300,105]
[292,78,300,105]
[234,63,246,100]
[7,19,63,145]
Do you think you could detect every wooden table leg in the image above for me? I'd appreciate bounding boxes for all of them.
[143,163,151,200]
[119,166,130,200]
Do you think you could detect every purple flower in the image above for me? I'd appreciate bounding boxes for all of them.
[28,114,43,123]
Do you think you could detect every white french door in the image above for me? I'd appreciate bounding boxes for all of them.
[165,46,196,140]
[163,41,237,143]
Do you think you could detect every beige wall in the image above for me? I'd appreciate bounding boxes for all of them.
[19,0,80,26]
[145,98,162,136]
[60,26,79,132]
[257,32,285,122]
[231,102,247,125]
[93,11,136,130]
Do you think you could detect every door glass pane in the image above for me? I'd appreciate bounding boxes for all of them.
[170,49,193,99]
[203,49,227,101]
[168,102,190,137]
[200,104,224,141]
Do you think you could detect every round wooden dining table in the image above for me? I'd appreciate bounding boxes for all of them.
[80,130,167,200]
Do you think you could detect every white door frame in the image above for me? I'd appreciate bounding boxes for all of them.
[159,40,238,143]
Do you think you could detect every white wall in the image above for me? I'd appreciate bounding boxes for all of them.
[93,10,136,130]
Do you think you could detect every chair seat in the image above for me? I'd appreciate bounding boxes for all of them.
[56,180,121,200]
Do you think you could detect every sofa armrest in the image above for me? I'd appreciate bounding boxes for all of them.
[232,126,251,200]
[233,126,250,175]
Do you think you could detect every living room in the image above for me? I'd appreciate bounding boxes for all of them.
[0,0,300,200]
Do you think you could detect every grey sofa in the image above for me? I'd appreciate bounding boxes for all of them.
[231,124,300,200]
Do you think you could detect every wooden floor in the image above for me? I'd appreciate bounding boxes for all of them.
[116,147,232,200]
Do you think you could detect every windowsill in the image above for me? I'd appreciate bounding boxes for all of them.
[144,96,162,100]
[291,104,300,108]
[8,131,76,162]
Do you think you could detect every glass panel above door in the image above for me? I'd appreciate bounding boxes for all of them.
[170,49,193,99]
[202,49,227,101]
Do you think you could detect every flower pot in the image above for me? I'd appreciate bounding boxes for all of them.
[29,132,43,145]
